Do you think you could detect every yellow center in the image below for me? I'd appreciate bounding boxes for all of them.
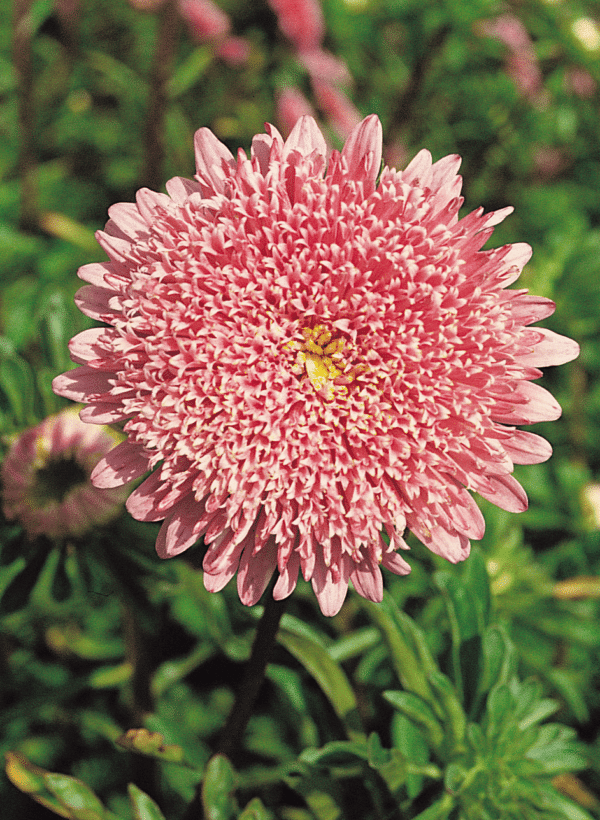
[285,325,362,400]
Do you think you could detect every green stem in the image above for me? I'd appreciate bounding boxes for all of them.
[13,0,38,231]
[182,577,286,820]
[143,0,179,190]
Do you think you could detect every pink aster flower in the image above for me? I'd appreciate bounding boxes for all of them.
[53,115,579,616]
[2,407,127,540]
[266,0,324,52]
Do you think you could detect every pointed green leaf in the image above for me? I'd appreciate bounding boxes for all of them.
[238,797,271,820]
[128,783,167,820]
[383,691,444,750]
[5,752,72,818]
[427,672,466,749]
[44,773,106,820]
[201,754,237,820]
[435,571,482,707]
[362,595,435,702]
[116,729,185,764]
[0,547,49,615]
[300,740,369,768]
[278,619,363,740]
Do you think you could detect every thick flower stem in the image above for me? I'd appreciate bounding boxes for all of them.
[143,0,179,191]
[218,581,286,759]
[182,580,286,820]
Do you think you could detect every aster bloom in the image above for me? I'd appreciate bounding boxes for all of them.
[53,115,579,616]
[2,407,127,540]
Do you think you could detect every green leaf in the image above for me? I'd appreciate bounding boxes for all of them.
[485,683,513,740]
[383,691,444,750]
[0,547,50,615]
[427,672,467,749]
[475,626,515,711]
[201,755,238,820]
[238,797,271,820]
[0,337,36,425]
[128,783,167,820]
[116,729,185,764]
[278,617,363,740]
[362,594,436,702]
[44,773,106,820]
[300,740,369,768]
[167,47,213,98]
[435,570,482,707]
[5,752,71,818]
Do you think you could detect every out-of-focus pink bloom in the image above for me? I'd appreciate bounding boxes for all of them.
[532,145,569,180]
[179,0,229,41]
[54,0,81,24]
[299,48,352,86]
[2,408,128,540]
[565,67,597,98]
[267,0,324,51]
[216,36,250,66]
[481,14,531,50]
[480,14,542,99]
[312,79,362,140]
[277,87,317,137]
[507,52,542,99]
[54,115,579,616]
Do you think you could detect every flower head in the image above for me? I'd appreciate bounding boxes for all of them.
[53,115,579,615]
[2,407,127,539]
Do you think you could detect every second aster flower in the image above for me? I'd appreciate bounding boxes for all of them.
[53,115,579,615]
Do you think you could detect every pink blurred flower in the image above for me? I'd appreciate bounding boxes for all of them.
[179,0,229,41]
[299,48,352,86]
[565,67,597,99]
[267,0,324,52]
[312,79,362,140]
[2,408,127,540]
[215,36,250,66]
[532,145,569,180]
[480,14,542,99]
[277,87,317,137]
[53,116,579,616]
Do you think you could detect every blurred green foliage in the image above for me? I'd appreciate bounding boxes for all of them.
[1,0,600,817]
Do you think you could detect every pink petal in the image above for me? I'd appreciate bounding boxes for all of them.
[273,551,301,600]
[77,262,115,286]
[79,403,130,424]
[155,494,207,558]
[283,115,327,161]
[52,367,115,403]
[517,328,580,367]
[311,558,350,616]
[135,188,172,222]
[381,550,411,576]
[74,285,119,323]
[107,202,148,239]
[165,176,203,203]
[92,440,151,488]
[491,381,562,425]
[237,537,278,606]
[423,527,471,563]
[193,128,235,194]
[126,470,169,521]
[508,293,555,325]
[501,430,552,465]
[476,473,528,513]
[341,114,383,184]
[350,560,383,602]
[501,242,532,285]
[401,149,433,186]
